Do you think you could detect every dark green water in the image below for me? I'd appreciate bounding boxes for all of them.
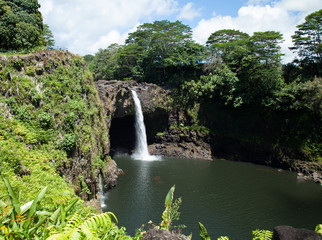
[102,155,322,239]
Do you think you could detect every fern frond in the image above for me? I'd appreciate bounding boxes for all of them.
[252,229,273,240]
[81,212,116,231]
[80,225,99,240]
[65,213,83,229]
[46,233,69,240]
[217,237,229,240]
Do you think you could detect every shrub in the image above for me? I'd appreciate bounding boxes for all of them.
[60,134,76,155]
[38,111,52,129]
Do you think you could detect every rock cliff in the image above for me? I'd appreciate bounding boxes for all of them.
[95,80,212,160]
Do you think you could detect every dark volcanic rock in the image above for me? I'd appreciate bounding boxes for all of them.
[272,226,322,240]
[142,229,189,240]
[95,80,168,119]
[149,129,212,160]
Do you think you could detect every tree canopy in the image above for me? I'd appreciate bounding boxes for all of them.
[290,9,322,78]
[90,20,205,85]
[0,0,44,50]
[44,24,55,50]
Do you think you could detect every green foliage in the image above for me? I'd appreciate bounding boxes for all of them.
[38,111,52,129]
[78,175,91,195]
[60,134,76,155]
[126,20,205,85]
[0,177,80,239]
[204,29,285,106]
[63,112,76,132]
[181,63,241,107]
[0,50,110,202]
[44,24,55,50]
[315,224,322,234]
[252,229,273,240]
[198,222,229,240]
[160,185,183,231]
[160,185,176,230]
[89,44,122,81]
[90,20,205,85]
[0,0,44,51]
[47,212,131,240]
[206,29,249,66]
[199,222,211,240]
[290,9,322,78]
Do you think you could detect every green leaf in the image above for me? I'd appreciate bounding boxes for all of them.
[199,222,211,240]
[20,200,33,215]
[2,177,20,218]
[23,186,48,229]
[49,205,61,225]
[315,224,322,234]
[61,204,66,225]
[64,198,79,213]
[165,184,175,206]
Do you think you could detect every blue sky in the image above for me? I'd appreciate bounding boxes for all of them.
[39,0,322,63]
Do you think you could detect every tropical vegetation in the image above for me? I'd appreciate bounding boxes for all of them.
[0,0,321,239]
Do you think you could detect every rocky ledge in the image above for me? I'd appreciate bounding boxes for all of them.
[149,128,212,160]
[95,80,168,120]
[294,161,322,186]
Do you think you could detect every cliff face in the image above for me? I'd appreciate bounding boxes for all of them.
[95,79,321,184]
[95,80,212,160]
[0,50,118,201]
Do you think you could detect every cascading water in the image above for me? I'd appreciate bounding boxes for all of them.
[98,174,107,208]
[131,89,160,161]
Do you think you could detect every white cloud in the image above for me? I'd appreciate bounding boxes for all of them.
[39,0,180,55]
[39,1,53,18]
[193,0,322,63]
[178,2,201,21]
[274,0,322,12]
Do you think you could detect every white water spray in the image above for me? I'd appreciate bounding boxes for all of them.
[131,89,160,161]
[98,174,106,208]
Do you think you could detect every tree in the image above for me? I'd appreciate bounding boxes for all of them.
[206,29,249,74]
[206,30,284,105]
[181,63,241,107]
[249,31,284,66]
[290,9,322,78]
[236,31,284,105]
[117,43,144,80]
[44,24,55,49]
[14,21,41,49]
[0,0,44,50]
[89,44,122,80]
[125,20,205,85]
[0,2,18,49]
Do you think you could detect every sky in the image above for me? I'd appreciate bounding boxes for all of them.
[39,0,322,63]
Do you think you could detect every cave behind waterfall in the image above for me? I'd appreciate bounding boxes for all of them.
[110,115,136,156]
[109,108,169,157]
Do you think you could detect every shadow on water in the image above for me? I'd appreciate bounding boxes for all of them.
[102,155,322,240]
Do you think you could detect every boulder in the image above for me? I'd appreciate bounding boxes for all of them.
[142,229,189,240]
[272,226,322,240]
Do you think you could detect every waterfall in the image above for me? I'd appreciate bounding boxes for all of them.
[131,89,160,161]
[98,174,106,208]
